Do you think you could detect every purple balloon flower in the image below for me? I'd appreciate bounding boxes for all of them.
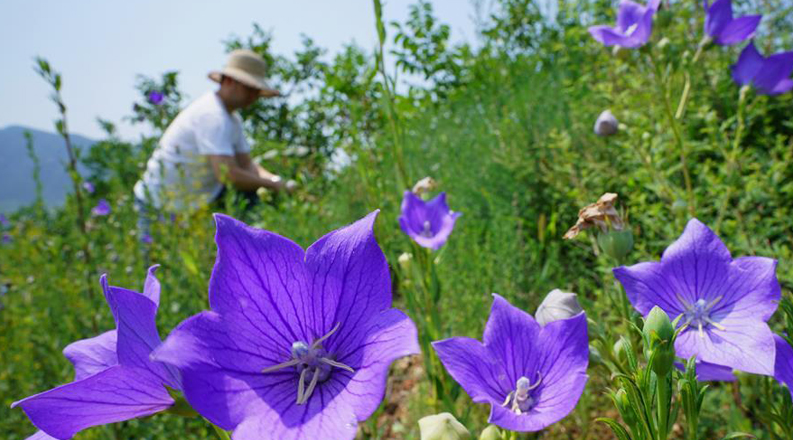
[12,267,180,440]
[433,294,588,432]
[588,0,661,49]
[775,335,793,402]
[398,191,462,250]
[152,212,419,440]
[614,218,780,375]
[91,199,111,216]
[147,90,164,105]
[2,233,11,244]
[82,181,95,194]
[0,213,9,228]
[731,42,793,95]
[703,0,761,46]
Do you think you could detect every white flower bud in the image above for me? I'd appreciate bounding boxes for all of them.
[594,110,619,137]
[479,425,501,440]
[418,413,471,440]
[536,289,583,326]
[398,252,413,271]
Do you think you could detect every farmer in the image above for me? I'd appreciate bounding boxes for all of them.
[133,49,286,222]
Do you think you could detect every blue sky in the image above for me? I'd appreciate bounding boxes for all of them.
[1,0,481,140]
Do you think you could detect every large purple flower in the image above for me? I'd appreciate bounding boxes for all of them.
[775,335,793,402]
[588,0,661,49]
[12,266,180,440]
[731,42,793,95]
[614,218,780,375]
[703,0,761,46]
[152,211,419,440]
[398,191,461,250]
[433,294,588,432]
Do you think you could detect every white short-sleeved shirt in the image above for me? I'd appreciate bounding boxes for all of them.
[133,91,250,211]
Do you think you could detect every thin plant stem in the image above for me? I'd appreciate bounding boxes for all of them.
[649,52,695,216]
[212,423,232,440]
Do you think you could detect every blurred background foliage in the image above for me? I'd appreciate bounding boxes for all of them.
[1,0,792,438]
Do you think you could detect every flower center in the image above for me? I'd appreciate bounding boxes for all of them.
[677,294,726,339]
[625,23,639,36]
[501,372,542,415]
[261,322,355,405]
[420,220,434,238]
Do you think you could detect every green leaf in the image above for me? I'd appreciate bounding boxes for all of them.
[721,433,755,440]
[596,417,634,440]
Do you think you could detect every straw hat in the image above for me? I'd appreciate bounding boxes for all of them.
[208,49,280,97]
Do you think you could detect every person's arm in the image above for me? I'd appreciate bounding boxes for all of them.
[234,152,282,182]
[207,155,283,191]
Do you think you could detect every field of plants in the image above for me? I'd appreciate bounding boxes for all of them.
[2,0,793,439]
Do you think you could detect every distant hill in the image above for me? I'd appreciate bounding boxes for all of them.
[0,125,95,213]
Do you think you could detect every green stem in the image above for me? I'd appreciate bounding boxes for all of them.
[649,51,695,216]
[714,86,750,232]
[657,374,670,440]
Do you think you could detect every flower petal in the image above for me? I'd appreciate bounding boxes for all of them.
[588,26,634,47]
[491,313,588,432]
[675,318,775,375]
[209,213,312,354]
[613,261,686,318]
[704,0,733,37]
[143,265,161,306]
[716,15,761,45]
[153,311,266,430]
[102,275,180,389]
[731,42,764,86]
[674,361,736,381]
[305,211,392,352]
[754,51,793,95]
[12,365,173,439]
[714,256,780,322]
[616,0,646,32]
[62,330,118,381]
[774,335,793,402]
[23,431,57,440]
[433,337,508,405]
[483,294,543,384]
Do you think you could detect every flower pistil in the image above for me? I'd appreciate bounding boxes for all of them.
[677,294,726,338]
[502,372,543,415]
[261,322,355,405]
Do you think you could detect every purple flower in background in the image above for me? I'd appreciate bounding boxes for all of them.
[12,267,180,440]
[614,218,780,375]
[703,0,761,46]
[2,233,11,244]
[92,199,111,216]
[0,213,9,227]
[731,42,793,95]
[433,294,588,432]
[147,91,164,105]
[588,0,661,49]
[82,181,95,194]
[775,335,793,401]
[152,212,419,440]
[399,191,462,250]
[140,233,153,244]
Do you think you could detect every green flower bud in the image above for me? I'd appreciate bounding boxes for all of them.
[419,413,471,440]
[479,425,501,440]
[597,229,634,261]
[398,252,413,271]
[614,388,638,427]
[613,337,630,364]
[642,306,675,376]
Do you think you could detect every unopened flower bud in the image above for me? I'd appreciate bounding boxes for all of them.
[643,306,676,376]
[536,289,583,326]
[597,229,634,261]
[418,413,471,440]
[479,425,501,440]
[614,388,638,427]
[412,176,438,197]
[594,110,619,137]
[657,37,670,50]
[613,337,630,363]
[398,252,413,271]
